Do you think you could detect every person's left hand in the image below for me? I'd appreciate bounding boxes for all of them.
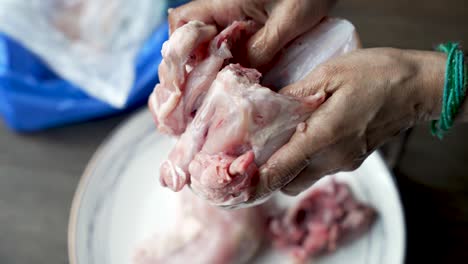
[168,0,336,67]
[250,47,446,200]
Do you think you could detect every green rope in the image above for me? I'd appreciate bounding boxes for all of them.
[431,42,467,139]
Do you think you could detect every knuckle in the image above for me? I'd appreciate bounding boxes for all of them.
[353,159,365,169]
[337,153,352,166]
[355,152,368,163]
[293,142,312,163]
[241,0,267,22]
[168,8,181,26]
[328,148,358,171]
[314,63,341,79]
[168,6,181,19]
[262,167,292,192]
[310,123,338,146]
[168,2,194,28]
[309,63,342,94]
[343,150,367,171]
[343,161,362,172]
[263,24,282,51]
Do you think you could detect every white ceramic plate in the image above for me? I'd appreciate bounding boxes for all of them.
[68,109,405,264]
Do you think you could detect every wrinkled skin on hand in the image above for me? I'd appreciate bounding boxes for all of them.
[251,48,447,200]
[168,0,336,67]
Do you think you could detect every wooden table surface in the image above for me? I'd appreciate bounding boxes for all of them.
[1,0,467,263]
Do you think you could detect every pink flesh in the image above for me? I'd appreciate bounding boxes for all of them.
[153,18,360,206]
[160,64,325,205]
[269,181,376,263]
[133,189,265,264]
[149,20,258,135]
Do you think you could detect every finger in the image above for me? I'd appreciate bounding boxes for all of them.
[281,157,365,196]
[280,166,324,196]
[279,147,342,196]
[279,64,341,97]
[169,1,216,34]
[281,132,370,196]
[252,88,363,201]
[281,158,339,196]
[252,112,337,201]
[246,0,327,67]
[241,0,269,24]
[279,79,325,99]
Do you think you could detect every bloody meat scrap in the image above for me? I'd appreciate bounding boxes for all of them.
[269,181,376,262]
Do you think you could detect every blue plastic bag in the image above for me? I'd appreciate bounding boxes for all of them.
[0,0,188,132]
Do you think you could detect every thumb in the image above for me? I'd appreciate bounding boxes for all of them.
[246,4,320,67]
[251,123,320,202]
[250,104,337,202]
[250,127,312,203]
[246,0,332,68]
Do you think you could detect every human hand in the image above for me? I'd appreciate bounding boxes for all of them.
[252,48,446,199]
[168,0,336,67]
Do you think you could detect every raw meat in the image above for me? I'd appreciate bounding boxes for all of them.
[159,64,325,205]
[149,20,258,135]
[155,18,359,206]
[269,180,376,263]
[133,189,265,264]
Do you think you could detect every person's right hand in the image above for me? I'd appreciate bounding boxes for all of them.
[168,0,336,67]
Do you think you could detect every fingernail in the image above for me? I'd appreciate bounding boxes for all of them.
[311,91,326,99]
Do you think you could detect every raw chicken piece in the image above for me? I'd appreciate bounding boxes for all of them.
[149,20,258,135]
[155,18,359,206]
[133,189,265,264]
[269,180,376,263]
[159,64,325,205]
